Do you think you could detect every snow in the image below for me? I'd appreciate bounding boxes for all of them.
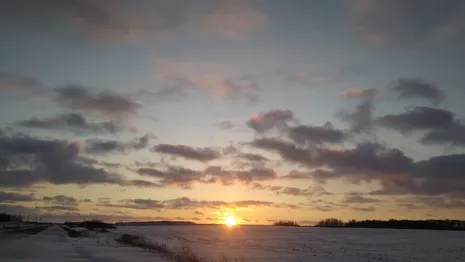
[0,225,164,262]
[1,224,464,262]
[115,225,465,262]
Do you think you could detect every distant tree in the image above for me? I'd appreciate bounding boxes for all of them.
[316,218,344,227]
[273,220,300,227]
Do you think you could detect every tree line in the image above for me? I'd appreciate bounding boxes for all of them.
[316,218,465,231]
[0,212,43,223]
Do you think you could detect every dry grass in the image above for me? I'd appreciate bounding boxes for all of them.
[116,233,246,262]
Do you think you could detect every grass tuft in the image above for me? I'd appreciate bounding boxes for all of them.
[116,233,246,262]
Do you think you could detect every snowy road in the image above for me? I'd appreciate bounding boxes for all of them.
[0,226,164,262]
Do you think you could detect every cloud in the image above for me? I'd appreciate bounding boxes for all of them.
[246,110,294,133]
[138,88,188,102]
[218,120,235,130]
[270,185,332,197]
[343,192,382,204]
[86,134,152,154]
[102,197,297,211]
[287,122,348,146]
[342,87,377,99]
[376,107,455,133]
[152,144,221,162]
[0,191,36,203]
[54,84,140,119]
[137,165,277,187]
[137,166,205,188]
[17,113,124,134]
[43,195,77,206]
[389,78,445,105]
[421,122,465,147]
[351,206,376,212]
[0,71,42,91]
[156,59,260,103]
[237,153,269,162]
[350,0,465,45]
[205,166,278,185]
[1,0,267,43]
[0,133,157,188]
[338,97,374,134]
[251,138,415,186]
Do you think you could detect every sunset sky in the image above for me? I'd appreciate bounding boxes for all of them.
[1,0,465,225]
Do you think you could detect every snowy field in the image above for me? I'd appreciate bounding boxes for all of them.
[1,225,464,262]
[115,225,465,262]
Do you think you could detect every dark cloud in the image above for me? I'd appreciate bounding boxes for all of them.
[237,153,269,162]
[54,84,140,119]
[102,197,298,211]
[250,138,313,165]
[0,191,36,203]
[152,144,221,162]
[205,166,278,185]
[421,122,465,147]
[287,122,347,146]
[17,113,124,134]
[351,0,465,45]
[338,98,374,134]
[137,166,205,188]
[41,205,79,212]
[343,193,382,204]
[251,138,414,186]
[389,78,445,105]
[43,195,77,205]
[86,134,152,154]
[137,165,277,187]
[246,110,294,133]
[0,133,157,188]
[376,107,455,133]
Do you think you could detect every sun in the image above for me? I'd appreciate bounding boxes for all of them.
[224,216,237,226]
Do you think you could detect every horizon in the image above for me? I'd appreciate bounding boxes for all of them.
[1,0,465,225]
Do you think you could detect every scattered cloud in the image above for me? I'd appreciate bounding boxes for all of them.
[43,195,77,206]
[218,120,235,130]
[376,107,455,133]
[246,110,294,133]
[0,133,157,188]
[389,78,445,105]
[156,59,260,103]
[0,191,36,203]
[287,122,347,146]
[86,134,151,155]
[270,185,332,197]
[17,113,124,134]
[343,193,382,204]
[54,84,140,119]
[153,144,221,162]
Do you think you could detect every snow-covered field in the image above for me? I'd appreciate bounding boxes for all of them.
[1,225,464,262]
[115,225,465,262]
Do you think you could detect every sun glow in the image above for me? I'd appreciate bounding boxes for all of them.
[224,215,237,226]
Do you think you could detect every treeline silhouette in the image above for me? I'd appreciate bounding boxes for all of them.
[316,218,465,231]
[273,220,300,227]
[0,212,24,222]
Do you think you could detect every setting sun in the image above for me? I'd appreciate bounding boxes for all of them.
[224,216,237,226]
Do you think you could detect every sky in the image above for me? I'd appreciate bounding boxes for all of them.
[1,0,465,225]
